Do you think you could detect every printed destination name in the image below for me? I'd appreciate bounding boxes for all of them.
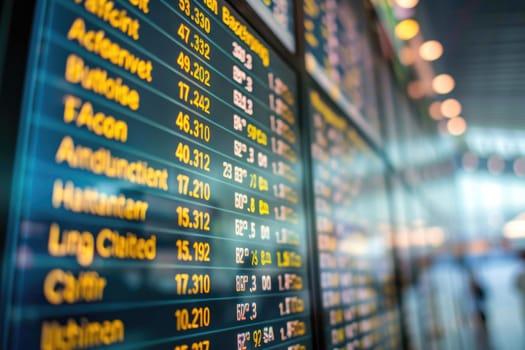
[41,318,124,350]
[64,95,128,143]
[68,18,153,82]
[66,54,140,111]
[48,222,156,266]
[52,179,149,221]
[55,136,168,191]
[74,0,141,40]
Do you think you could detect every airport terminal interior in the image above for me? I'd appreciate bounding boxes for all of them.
[0,0,524,349]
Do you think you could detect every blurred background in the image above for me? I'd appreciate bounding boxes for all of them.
[375,0,525,349]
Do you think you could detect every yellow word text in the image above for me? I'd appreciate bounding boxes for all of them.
[48,222,156,266]
[65,54,140,111]
[221,6,269,67]
[55,136,168,190]
[64,95,128,142]
[41,318,124,350]
[310,91,345,131]
[68,18,152,82]
[44,269,106,305]
[52,179,149,221]
[74,0,140,40]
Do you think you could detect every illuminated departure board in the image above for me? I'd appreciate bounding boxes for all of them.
[308,89,400,350]
[304,0,380,143]
[246,0,295,52]
[2,0,312,349]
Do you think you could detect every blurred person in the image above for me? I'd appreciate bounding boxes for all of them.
[515,251,525,321]
[468,268,490,350]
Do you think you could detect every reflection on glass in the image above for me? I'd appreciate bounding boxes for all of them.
[308,89,400,349]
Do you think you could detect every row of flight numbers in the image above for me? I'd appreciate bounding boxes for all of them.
[174,108,297,160]
[174,271,303,296]
[173,194,296,233]
[178,0,296,115]
[173,125,298,179]
[234,247,302,268]
[173,300,305,332]
[179,326,309,350]
[175,9,297,121]
[176,73,295,124]
[175,165,297,203]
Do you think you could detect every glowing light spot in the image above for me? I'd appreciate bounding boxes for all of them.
[395,19,420,40]
[432,74,455,94]
[419,40,443,61]
[395,0,419,8]
[446,116,467,136]
[504,218,525,239]
[440,98,462,118]
[429,101,443,120]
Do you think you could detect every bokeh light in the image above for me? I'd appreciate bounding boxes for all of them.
[429,101,443,120]
[395,0,419,8]
[395,19,420,40]
[432,74,455,94]
[440,98,462,118]
[447,116,467,136]
[419,40,443,61]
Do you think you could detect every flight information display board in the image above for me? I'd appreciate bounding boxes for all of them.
[2,0,312,349]
[304,0,380,144]
[308,89,400,350]
[246,0,295,52]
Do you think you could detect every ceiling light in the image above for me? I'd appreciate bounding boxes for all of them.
[504,218,525,239]
[447,116,467,136]
[395,0,419,9]
[419,40,443,61]
[395,19,420,40]
[440,98,462,118]
[432,74,455,94]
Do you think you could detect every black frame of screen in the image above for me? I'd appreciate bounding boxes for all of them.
[0,0,40,342]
